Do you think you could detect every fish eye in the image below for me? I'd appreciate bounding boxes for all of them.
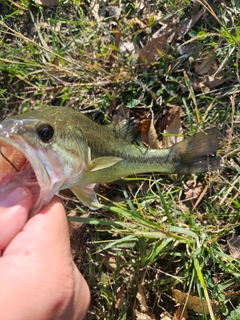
[37,123,54,143]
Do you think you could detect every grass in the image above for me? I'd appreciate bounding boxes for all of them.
[0,0,240,319]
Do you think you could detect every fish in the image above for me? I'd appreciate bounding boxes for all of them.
[0,106,222,213]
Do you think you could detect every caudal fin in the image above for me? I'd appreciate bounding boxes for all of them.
[171,128,222,174]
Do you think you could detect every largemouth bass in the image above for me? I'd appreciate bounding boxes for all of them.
[0,106,221,212]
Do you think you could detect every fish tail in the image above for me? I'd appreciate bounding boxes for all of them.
[171,128,222,174]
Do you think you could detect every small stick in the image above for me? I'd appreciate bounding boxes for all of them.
[0,149,20,172]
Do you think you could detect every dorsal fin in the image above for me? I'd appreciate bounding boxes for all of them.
[110,118,141,142]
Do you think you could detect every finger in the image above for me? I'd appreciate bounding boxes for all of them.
[72,264,91,320]
[25,196,70,253]
[3,196,70,259]
[2,196,90,319]
[0,188,33,251]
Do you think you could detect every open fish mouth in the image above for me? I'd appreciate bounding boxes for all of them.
[0,136,44,211]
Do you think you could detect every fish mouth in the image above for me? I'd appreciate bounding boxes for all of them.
[0,136,50,213]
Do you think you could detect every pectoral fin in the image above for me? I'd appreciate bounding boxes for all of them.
[71,184,102,210]
[86,156,122,172]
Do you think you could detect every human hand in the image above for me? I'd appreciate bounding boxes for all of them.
[0,188,90,320]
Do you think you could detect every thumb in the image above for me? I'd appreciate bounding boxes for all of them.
[0,188,33,251]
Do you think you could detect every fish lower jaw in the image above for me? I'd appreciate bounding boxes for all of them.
[0,172,15,188]
[0,137,62,214]
[0,141,42,210]
[0,168,40,205]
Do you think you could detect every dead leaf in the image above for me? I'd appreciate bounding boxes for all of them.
[227,231,240,259]
[115,286,126,310]
[137,6,204,66]
[194,52,216,75]
[157,106,182,133]
[111,103,130,121]
[102,253,117,271]
[136,284,148,312]
[106,5,121,18]
[184,182,203,201]
[68,211,90,231]
[173,304,188,320]
[135,310,156,320]
[160,312,172,320]
[129,17,147,29]
[139,119,161,149]
[176,7,204,38]
[172,289,219,314]
[34,0,59,6]
[89,0,102,22]
[137,35,168,65]
[193,50,227,89]
[152,16,180,39]
[147,120,162,149]
[134,284,157,319]
[203,75,226,88]
[108,24,122,64]
[162,108,183,148]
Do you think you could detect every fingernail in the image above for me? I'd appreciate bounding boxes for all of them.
[0,188,29,208]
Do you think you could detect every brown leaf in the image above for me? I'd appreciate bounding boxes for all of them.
[157,106,182,133]
[160,313,172,320]
[184,182,203,200]
[137,35,168,65]
[136,5,204,66]
[227,231,240,259]
[111,103,130,121]
[194,50,227,89]
[129,17,147,29]
[134,284,157,319]
[148,121,161,149]
[108,24,122,64]
[172,289,219,314]
[115,286,126,310]
[173,304,188,320]
[106,5,121,18]
[139,119,161,149]
[34,0,59,6]
[162,109,183,148]
[203,75,226,88]
[135,310,156,320]
[102,253,117,271]
[152,16,180,39]
[176,7,204,38]
[194,52,216,75]
[136,284,148,312]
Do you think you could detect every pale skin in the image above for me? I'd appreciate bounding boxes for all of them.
[0,187,90,320]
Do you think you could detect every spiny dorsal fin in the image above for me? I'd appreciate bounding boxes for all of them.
[111,118,140,142]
